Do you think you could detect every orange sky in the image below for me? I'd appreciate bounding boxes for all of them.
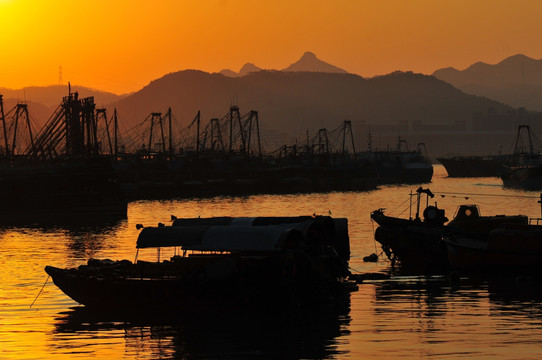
[0,0,541,94]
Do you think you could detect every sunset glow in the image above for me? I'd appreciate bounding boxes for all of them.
[0,0,541,94]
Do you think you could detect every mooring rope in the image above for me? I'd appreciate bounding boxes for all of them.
[370,218,378,254]
[30,275,50,309]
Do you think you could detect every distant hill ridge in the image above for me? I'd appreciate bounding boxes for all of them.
[109,68,510,149]
[0,85,127,128]
[219,51,348,77]
[0,84,126,109]
[433,54,542,111]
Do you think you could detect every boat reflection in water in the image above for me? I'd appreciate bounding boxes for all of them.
[358,274,542,359]
[52,293,352,360]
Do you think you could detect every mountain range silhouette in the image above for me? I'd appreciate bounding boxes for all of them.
[219,51,347,77]
[106,69,511,154]
[1,52,537,156]
[433,54,542,111]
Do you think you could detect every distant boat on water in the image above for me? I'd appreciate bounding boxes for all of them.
[364,139,433,184]
[501,125,542,190]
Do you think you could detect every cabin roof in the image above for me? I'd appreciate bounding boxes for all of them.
[136,222,309,251]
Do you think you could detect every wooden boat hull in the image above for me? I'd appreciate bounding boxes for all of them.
[438,156,506,178]
[371,208,447,270]
[501,166,542,190]
[374,225,447,269]
[45,261,350,309]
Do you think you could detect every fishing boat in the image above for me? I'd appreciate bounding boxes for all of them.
[501,160,542,190]
[371,188,528,271]
[369,141,433,184]
[45,215,356,309]
[501,125,542,190]
[443,195,542,273]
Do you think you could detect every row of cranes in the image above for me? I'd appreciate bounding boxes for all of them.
[276,120,357,159]
[0,90,362,163]
[0,92,431,198]
[136,105,262,158]
[0,91,264,161]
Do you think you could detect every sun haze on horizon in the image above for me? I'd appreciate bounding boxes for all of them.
[0,0,541,94]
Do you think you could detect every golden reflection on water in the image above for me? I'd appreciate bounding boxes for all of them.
[2,165,542,359]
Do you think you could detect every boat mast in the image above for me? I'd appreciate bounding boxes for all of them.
[514,125,534,155]
[96,108,113,155]
[0,95,8,155]
[195,110,200,157]
[113,108,118,158]
[21,104,35,154]
[167,107,173,158]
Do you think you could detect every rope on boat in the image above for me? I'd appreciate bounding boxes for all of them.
[388,196,411,216]
[370,218,378,255]
[397,205,411,217]
[434,191,540,199]
[30,275,50,309]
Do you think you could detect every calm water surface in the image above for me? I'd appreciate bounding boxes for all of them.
[2,165,542,359]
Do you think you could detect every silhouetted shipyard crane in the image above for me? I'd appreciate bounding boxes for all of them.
[0,95,41,157]
[199,106,262,158]
[276,120,356,160]
[25,89,109,160]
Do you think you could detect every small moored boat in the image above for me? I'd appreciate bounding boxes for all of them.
[443,195,542,273]
[45,215,356,309]
[371,188,528,271]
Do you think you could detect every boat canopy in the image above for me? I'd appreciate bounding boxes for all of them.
[136,216,350,261]
[185,224,304,252]
[136,223,307,251]
[136,226,208,249]
[171,216,314,227]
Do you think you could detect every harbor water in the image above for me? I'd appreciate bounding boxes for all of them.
[2,165,542,359]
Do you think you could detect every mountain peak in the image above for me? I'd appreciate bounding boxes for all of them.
[219,62,262,77]
[239,63,262,76]
[282,52,348,74]
[300,51,317,60]
[497,53,537,67]
[218,68,238,77]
